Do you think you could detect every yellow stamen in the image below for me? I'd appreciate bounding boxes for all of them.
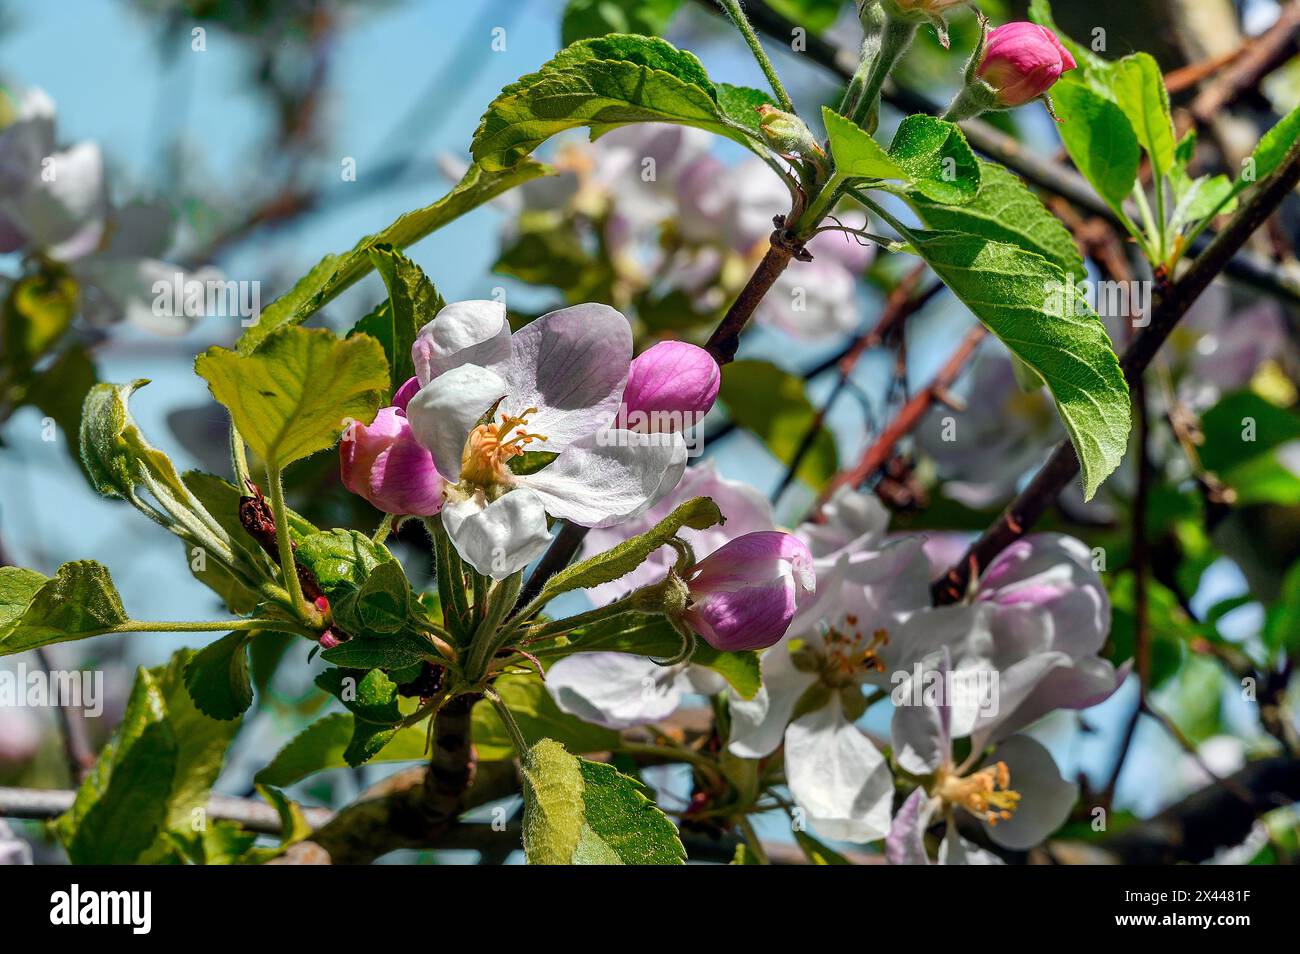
[460,408,547,486]
[936,761,1021,825]
[817,623,889,685]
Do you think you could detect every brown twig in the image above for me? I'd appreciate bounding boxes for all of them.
[931,138,1300,605]
[704,223,805,365]
[771,266,944,504]
[815,324,987,512]
[1189,1,1300,124]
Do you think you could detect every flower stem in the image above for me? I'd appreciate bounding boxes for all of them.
[715,0,793,112]
[266,464,307,618]
[516,593,645,645]
[485,687,529,755]
[96,617,312,638]
[849,16,917,134]
[465,572,523,682]
[372,513,395,544]
[736,816,771,864]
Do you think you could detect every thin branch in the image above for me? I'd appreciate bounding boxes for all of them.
[931,138,1300,604]
[1189,2,1300,124]
[704,234,800,365]
[772,266,944,505]
[1100,757,1300,864]
[715,0,794,111]
[0,787,332,834]
[816,324,987,511]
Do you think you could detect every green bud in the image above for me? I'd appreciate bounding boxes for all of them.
[756,105,824,160]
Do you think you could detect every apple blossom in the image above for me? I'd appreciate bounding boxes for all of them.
[886,651,1079,862]
[340,406,444,517]
[977,23,1077,107]
[727,491,933,842]
[546,462,778,730]
[621,340,720,434]
[680,530,815,652]
[405,299,686,579]
[0,88,216,334]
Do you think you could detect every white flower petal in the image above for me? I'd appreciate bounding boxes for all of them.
[727,640,815,759]
[5,141,105,258]
[891,694,949,777]
[503,303,631,449]
[442,488,550,579]
[980,734,1077,851]
[412,299,512,386]
[516,429,685,528]
[785,701,894,843]
[405,364,506,482]
[546,653,686,730]
[939,824,1005,865]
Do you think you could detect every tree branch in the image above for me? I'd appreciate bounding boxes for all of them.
[1100,757,1300,864]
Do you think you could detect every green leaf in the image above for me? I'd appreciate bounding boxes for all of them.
[69,719,177,865]
[58,651,241,864]
[1264,562,1300,654]
[472,35,765,172]
[318,630,438,670]
[254,712,430,787]
[196,326,389,469]
[823,107,908,181]
[0,560,128,656]
[719,359,839,490]
[907,160,1086,282]
[764,0,842,32]
[905,231,1130,499]
[79,379,192,503]
[715,83,778,134]
[1111,54,1175,179]
[1053,81,1141,219]
[533,613,761,699]
[794,829,852,864]
[884,114,980,205]
[315,667,404,725]
[1198,391,1300,473]
[521,738,684,864]
[1240,102,1300,189]
[1,272,76,365]
[184,631,254,720]
[237,161,547,353]
[473,674,619,761]
[355,559,413,633]
[150,651,243,845]
[363,244,444,387]
[542,496,723,597]
[560,0,682,45]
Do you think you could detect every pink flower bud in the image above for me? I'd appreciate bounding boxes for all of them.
[682,531,815,651]
[977,23,1077,107]
[340,406,445,516]
[319,629,342,650]
[622,341,720,433]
